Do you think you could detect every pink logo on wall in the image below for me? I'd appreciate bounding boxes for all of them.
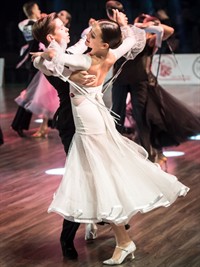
[152,55,176,78]
[152,54,199,84]
[159,61,172,77]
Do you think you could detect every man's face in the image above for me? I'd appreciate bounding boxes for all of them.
[32,4,41,20]
[52,18,70,45]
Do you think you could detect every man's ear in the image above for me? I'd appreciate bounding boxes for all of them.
[46,34,54,43]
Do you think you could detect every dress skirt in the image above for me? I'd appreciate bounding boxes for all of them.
[48,86,189,225]
[15,71,59,119]
[145,77,200,148]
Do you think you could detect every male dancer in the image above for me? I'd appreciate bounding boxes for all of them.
[32,23,96,259]
[45,73,95,259]
[11,1,42,137]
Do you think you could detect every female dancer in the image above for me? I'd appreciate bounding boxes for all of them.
[31,12,189,265]
[57,9,72,28]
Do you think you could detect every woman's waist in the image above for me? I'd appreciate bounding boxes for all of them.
[70,84,102,96]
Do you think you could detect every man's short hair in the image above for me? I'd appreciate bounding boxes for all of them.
[106,1,124,19]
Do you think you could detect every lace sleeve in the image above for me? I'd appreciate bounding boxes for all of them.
[123,25,146,60]
[110,26,136,60]
[110,25,146,61]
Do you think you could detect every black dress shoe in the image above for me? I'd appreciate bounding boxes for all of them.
[60,241,78,259]
[16,129,27,138]
[11,126,27,138]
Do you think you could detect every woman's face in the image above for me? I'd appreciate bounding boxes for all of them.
[85,22,104,50]
[52,18,70,45]
[57,10,69,27]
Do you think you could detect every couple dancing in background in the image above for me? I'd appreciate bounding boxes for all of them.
[30,10,190,265]
[106,1,200,167]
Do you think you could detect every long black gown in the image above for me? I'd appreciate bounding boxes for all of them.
[116,42,200,150]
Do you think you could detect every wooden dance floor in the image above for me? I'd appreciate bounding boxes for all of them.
[1,84,200,267]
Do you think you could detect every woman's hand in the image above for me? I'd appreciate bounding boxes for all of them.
[112,9,128,27]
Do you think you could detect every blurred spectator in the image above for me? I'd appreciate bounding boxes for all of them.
[57,10,72,28]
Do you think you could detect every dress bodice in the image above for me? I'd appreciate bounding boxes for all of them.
[70,84,103,98]
[69,84,109,135]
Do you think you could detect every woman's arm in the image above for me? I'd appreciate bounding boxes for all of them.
[52,52,92,71]
[110,10,138,60]
[159,23,174,40]
[135,21,174,47]
[32,40,92,73]
[110,27,137,60]
[33,55,96,85]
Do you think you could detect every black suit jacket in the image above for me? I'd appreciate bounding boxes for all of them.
[45,75,75,155]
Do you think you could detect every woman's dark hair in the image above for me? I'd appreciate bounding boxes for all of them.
[32,12,58,47]
[98,19,122,49]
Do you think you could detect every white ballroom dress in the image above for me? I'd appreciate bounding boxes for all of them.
[33,28,189,225]
[47,83,189,225]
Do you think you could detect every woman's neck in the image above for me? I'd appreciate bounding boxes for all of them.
[90,48,109,59]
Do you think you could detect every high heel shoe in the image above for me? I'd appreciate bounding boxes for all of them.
[85,223,98,240]
[32,130,48,138]
[103,241,136,265]
[155,153,168,172]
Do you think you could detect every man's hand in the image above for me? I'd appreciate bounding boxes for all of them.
[69,70,96,86]
[30,49,56,61]
[30,51,43,61]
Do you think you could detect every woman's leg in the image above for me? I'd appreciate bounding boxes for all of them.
[103,224,136,264]
[111,224,132,250]
[32,117,49,138]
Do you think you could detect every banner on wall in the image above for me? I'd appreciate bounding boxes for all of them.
[152,54,200,85]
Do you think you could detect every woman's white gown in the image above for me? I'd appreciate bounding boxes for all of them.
[48,84,189,225]
[32,28,189,225]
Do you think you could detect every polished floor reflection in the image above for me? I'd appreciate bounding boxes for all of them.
[1,84,200,267]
